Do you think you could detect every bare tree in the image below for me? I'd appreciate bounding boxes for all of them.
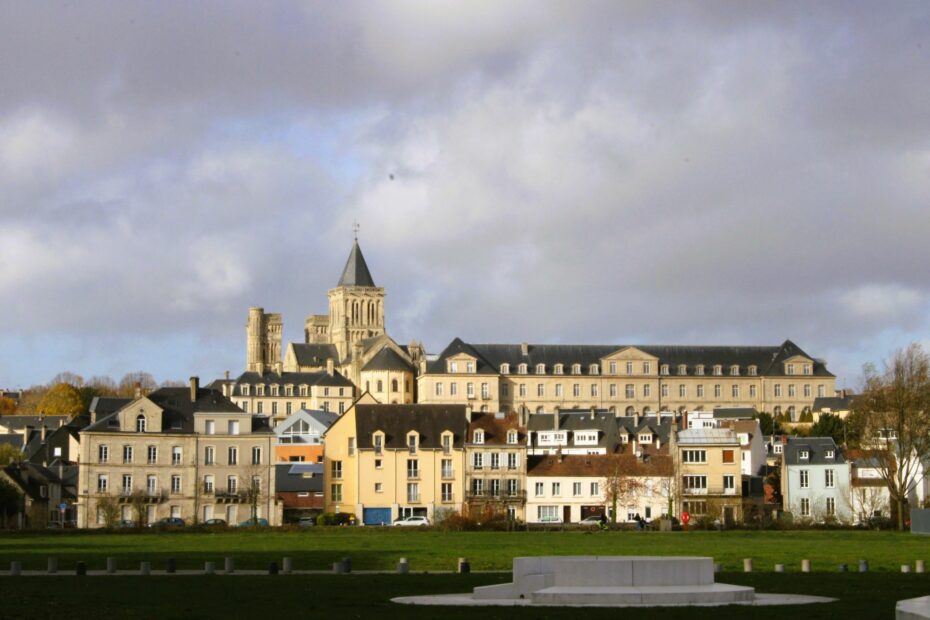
[604,453,644,524]
[96,495,121,528]
[849,343,930,530]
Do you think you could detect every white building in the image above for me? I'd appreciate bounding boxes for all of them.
[781,437,852,523]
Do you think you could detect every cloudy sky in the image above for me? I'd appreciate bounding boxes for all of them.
[1,1,929,389]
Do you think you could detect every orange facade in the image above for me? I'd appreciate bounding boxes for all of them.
[275,444,324,463]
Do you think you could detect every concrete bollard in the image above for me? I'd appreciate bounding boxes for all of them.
[107,557,117,574]
[902,564,912,573]
[342,557,351,573]
[166,558,176,574]
[398,558,409,574]
[140,561,151,576]
[268,561,279,575]
[838,564,848,572]
[858,560,869,573]
[916,560,925,574]
[282,557,292,574]
[47,557,58,574]
[713,562,722,573]
[204,562,216,575]
[743,558,753,573]
[774,564,785,573]
[76,561,86,576]
[458,558,471,574]
[224,557,234,574]
[10,561,21,576]
[333,560,347,574]
[801,559,811,573]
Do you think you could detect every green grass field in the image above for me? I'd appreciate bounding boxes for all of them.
[1,572,929,620]
[0,528,927,572]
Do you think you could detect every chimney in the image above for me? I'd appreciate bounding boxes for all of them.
[552,412,559,431]
[519,406,527,428]
[633,411,640,428]
[134,381,142,399]
[520,342,529,357]
[40,425,47,441]
[681,410,688,430]
[189,376,199,402]
[326,358,334,376]
[465,405,472,423]
[225,370,230,380]
[275,361,283,375]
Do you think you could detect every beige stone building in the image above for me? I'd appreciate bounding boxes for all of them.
[242,239,421,409]
[76,379,280,527]
[322,399,468,524]
[674,427,743,523]
[418,339,836,421]
[464,412,527,521]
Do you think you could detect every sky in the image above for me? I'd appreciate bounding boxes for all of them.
[1,1,929,390]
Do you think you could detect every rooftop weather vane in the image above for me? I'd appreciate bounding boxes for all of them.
[352,220,360,240]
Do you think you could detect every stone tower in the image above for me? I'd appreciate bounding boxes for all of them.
[246,307,282,374]
[327,240,385,361]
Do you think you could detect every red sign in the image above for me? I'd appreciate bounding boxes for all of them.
[681,511,690,525]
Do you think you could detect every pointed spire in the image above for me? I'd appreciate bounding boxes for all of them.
[337,239,376,287]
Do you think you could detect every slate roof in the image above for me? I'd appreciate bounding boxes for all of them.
[713,407,759,419]
[231,370,353,395]
[0,415,68,432]
[427,338,834,377]
[337,240,376,287]
[362,347,415,372]
[274,463,323,493]
[783,436,846,466]
[526,453,673,477]
[352,404,468,449]
[616,416,673,445]
[88,397,132,419]
[291,343,340,367]
[2,462,78,501]
[527,411,622,451]
[0,433,23,449]
[83,387,258,434]
[676,428,740,445]
[812,395,857,411]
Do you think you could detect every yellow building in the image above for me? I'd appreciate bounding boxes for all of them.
[418,338,836,422]
[322,399,468,524]
[675,427,743,523]
[77,379,280,527]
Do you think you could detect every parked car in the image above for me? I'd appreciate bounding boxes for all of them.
[579,515,607,526]
[393,516,430,527]
[238,517,269,527]
[201,518,227,527]
[150,517,185,528]
[298,516,316,528]
[116,519,136,528]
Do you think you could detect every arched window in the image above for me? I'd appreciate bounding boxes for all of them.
[625,406,635,415]
[391,379,398,392]
[136,414,146,433]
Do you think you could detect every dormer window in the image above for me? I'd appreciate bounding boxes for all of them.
[695,365,704,376]
[678,364,687,375]
[536,363,545,375]
[825,449,834,459]
[518,363,527,375]
[256,385,265,397]
[507,430,518,445]
[572,364,581,375]
[786,363,795,375]
[554,364,564,375]
[660,364,669,376]
[799,449,809,460]
[713,365,722,376]
[284,385,293,396]
[473,430,484,444]
[136,414,146,433]
[270,385,279,397]
[466,362,475,373]
[241,385,250,396]
[748,366,757,376]
[730,365,739,376]
[373,433,384,455]
[639,433,652,443]
[441,432,452,454]
[589,364,599,375]
[448,361,458,373]
[803,364,812,375]
[407,433,418,454]
[500,363,509,374]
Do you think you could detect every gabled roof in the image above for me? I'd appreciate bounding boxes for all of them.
[527,411,621,451]
[784,436,846,466]
[467,412,526,446]
[88,397,133,418]
[616,416,673,445]
[812,395,857,412]
[337,240,376,287]
[273,409,338,436]
[0,415,68,431]
[362,347,415,372]
[0,433,23,449]
[426,339,834,377]
[353,404,468,449]
[290,343,340,367]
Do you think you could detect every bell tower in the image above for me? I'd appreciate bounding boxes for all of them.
[328,236,385,361]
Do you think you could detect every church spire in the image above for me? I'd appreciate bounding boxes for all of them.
[337,239,376,288]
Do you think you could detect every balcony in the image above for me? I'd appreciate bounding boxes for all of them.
[683,488,708,496]
[465,490,526,502]
[215,491,245,504]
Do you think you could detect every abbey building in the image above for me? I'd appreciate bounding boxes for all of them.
[227,239,836,424]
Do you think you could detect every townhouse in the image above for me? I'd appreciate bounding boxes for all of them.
[274,408,337,463]
[675,427,744,523]
[322,401,468,524]
[781,437,852,523]
[464,411,527,521]
[77,378,280,527]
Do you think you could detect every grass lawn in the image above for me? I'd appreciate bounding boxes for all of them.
[0,528,927,572]
[1,572,929,620]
